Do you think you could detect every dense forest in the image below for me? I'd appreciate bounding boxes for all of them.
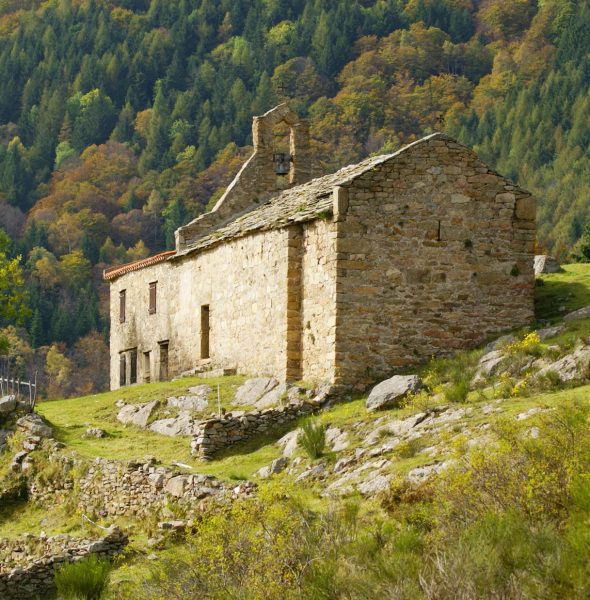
[0,0,587,397]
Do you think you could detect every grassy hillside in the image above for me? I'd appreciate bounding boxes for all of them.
[4,264,590,598]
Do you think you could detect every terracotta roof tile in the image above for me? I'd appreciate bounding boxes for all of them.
[103,250,176,281]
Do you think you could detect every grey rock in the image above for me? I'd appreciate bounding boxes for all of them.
[564,306,590,322]
[165,476,187,497]
[357,473,392,496]
[534,255,563,275]
[16,413,52,438]
[84,428,106,439]
[167,386,210,411]
[277,429,300,457]
[295,463,326,482]
[149,412,199,437]
[333,456,355,473]
[234,378,279,406]
[483,335,516,353]
[516,407,543,421]
[256,382,289,409]
[536,325,565,341]
[117,400,159,428]
[0,394,16,414]
[406,461,451,484]
[257,457,288,479]
[366,375,422,411]
[537,345,590,382]
[326,427,350,452]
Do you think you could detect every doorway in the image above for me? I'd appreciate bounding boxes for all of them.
[201,305,210,359]
[159,341,169,381]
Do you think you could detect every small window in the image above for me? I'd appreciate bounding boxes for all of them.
[130,348,138,385]
[119,353,126,387]
[119,290,126,323]
[143,351,151,383]
[149,282,157,314]
[159,341,169,381]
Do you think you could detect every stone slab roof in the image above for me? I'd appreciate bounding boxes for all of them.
[103,250,176,281]
[174,133,441,258]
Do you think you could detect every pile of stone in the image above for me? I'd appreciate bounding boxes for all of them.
[0,528,128,600]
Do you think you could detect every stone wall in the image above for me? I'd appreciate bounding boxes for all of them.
[0,528,127,600]
[300,218,338,383]
[110,228,290,388]
[28,455,251,520]
[332,135,536,389]
[191,399,321,459]
[110,220,338,390]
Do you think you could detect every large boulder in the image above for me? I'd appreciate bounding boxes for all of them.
[234,378,279,406]
[117,400,159,428]
[366,375,422,412]
[534,255,563,275]
[0,394,16,415]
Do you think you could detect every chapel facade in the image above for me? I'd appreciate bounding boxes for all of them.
[104,104,536,392]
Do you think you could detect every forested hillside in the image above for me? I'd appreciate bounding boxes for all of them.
[0,0,586,396]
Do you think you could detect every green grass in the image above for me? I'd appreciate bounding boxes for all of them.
[36,375,246,468]
[535,263,590,320]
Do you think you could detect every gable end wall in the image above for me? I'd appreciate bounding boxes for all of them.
[333,137,536,390]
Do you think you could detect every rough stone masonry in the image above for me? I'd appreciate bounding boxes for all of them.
[105,104,535,393]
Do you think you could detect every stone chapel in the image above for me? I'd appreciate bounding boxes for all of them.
[104,104,536,392]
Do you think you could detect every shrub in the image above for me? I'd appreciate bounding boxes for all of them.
[54,554,111,600]
[444,377,470,403]
[298,418,326,459]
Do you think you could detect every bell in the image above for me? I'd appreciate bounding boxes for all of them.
[273,152,290,176]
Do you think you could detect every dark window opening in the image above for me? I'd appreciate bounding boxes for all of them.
[143,351,151,383]
[201,305,210,359]
[119,290,126,323]
[159,341,169,381]
[149,282,157,314]
[119,353,126,387]
[437,220,441,242]
[130,348,137,385]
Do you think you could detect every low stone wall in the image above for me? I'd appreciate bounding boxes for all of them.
[0,528,128,600]
[24,453,254,521]
[191,400,320,459]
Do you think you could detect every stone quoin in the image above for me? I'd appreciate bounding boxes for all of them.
[104,104,536,392]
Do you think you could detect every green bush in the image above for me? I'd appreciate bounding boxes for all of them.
[298,418,326,459]
[444,377,470,403]
[54,554,111,600]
